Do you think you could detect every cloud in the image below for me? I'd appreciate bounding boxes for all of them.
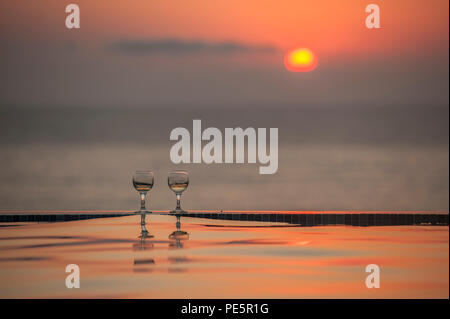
[107,39,278,55]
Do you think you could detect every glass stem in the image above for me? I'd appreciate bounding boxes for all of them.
[140,192,146,211]
[140,213,148,234]
[176,193,181,210]
[176,215,181,231]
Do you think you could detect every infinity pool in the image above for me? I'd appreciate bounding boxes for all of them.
[0,214,448,298]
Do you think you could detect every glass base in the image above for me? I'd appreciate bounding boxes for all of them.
[139,231,154,239]
[169,230,189,240]
[135,210,152,214]
[170,209,187,215]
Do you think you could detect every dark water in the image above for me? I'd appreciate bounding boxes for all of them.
[0,105,448,145]
[0,106,448,211]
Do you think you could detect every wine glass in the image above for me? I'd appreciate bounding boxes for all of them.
[168,170,189,214]
[132,170,154,214]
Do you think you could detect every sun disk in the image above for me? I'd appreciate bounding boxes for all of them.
[284,48,317,72]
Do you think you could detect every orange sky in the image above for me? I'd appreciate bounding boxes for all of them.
[0,0,448,107]
[1,0,448,59]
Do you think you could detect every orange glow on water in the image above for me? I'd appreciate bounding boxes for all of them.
[284,48,318,72]
[0,214,448,298]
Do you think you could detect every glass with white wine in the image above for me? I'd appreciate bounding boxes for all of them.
[168,170,189,214]
[132,170,154,213]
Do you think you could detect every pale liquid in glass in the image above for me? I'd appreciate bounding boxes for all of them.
[133,182,153,192]
[169,183,188,193]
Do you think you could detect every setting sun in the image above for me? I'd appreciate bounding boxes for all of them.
[284,48,318,72]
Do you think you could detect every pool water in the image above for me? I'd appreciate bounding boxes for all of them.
[0,214,448,298]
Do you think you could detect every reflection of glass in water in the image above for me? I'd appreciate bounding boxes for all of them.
[169,215,189,248]
[133,259,155,265]
[168,170,189,214]
[132,213,154,251]
[132,170,154,213]
[133,214,155,272]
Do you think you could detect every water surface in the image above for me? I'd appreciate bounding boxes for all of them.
[0,215,448,298]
